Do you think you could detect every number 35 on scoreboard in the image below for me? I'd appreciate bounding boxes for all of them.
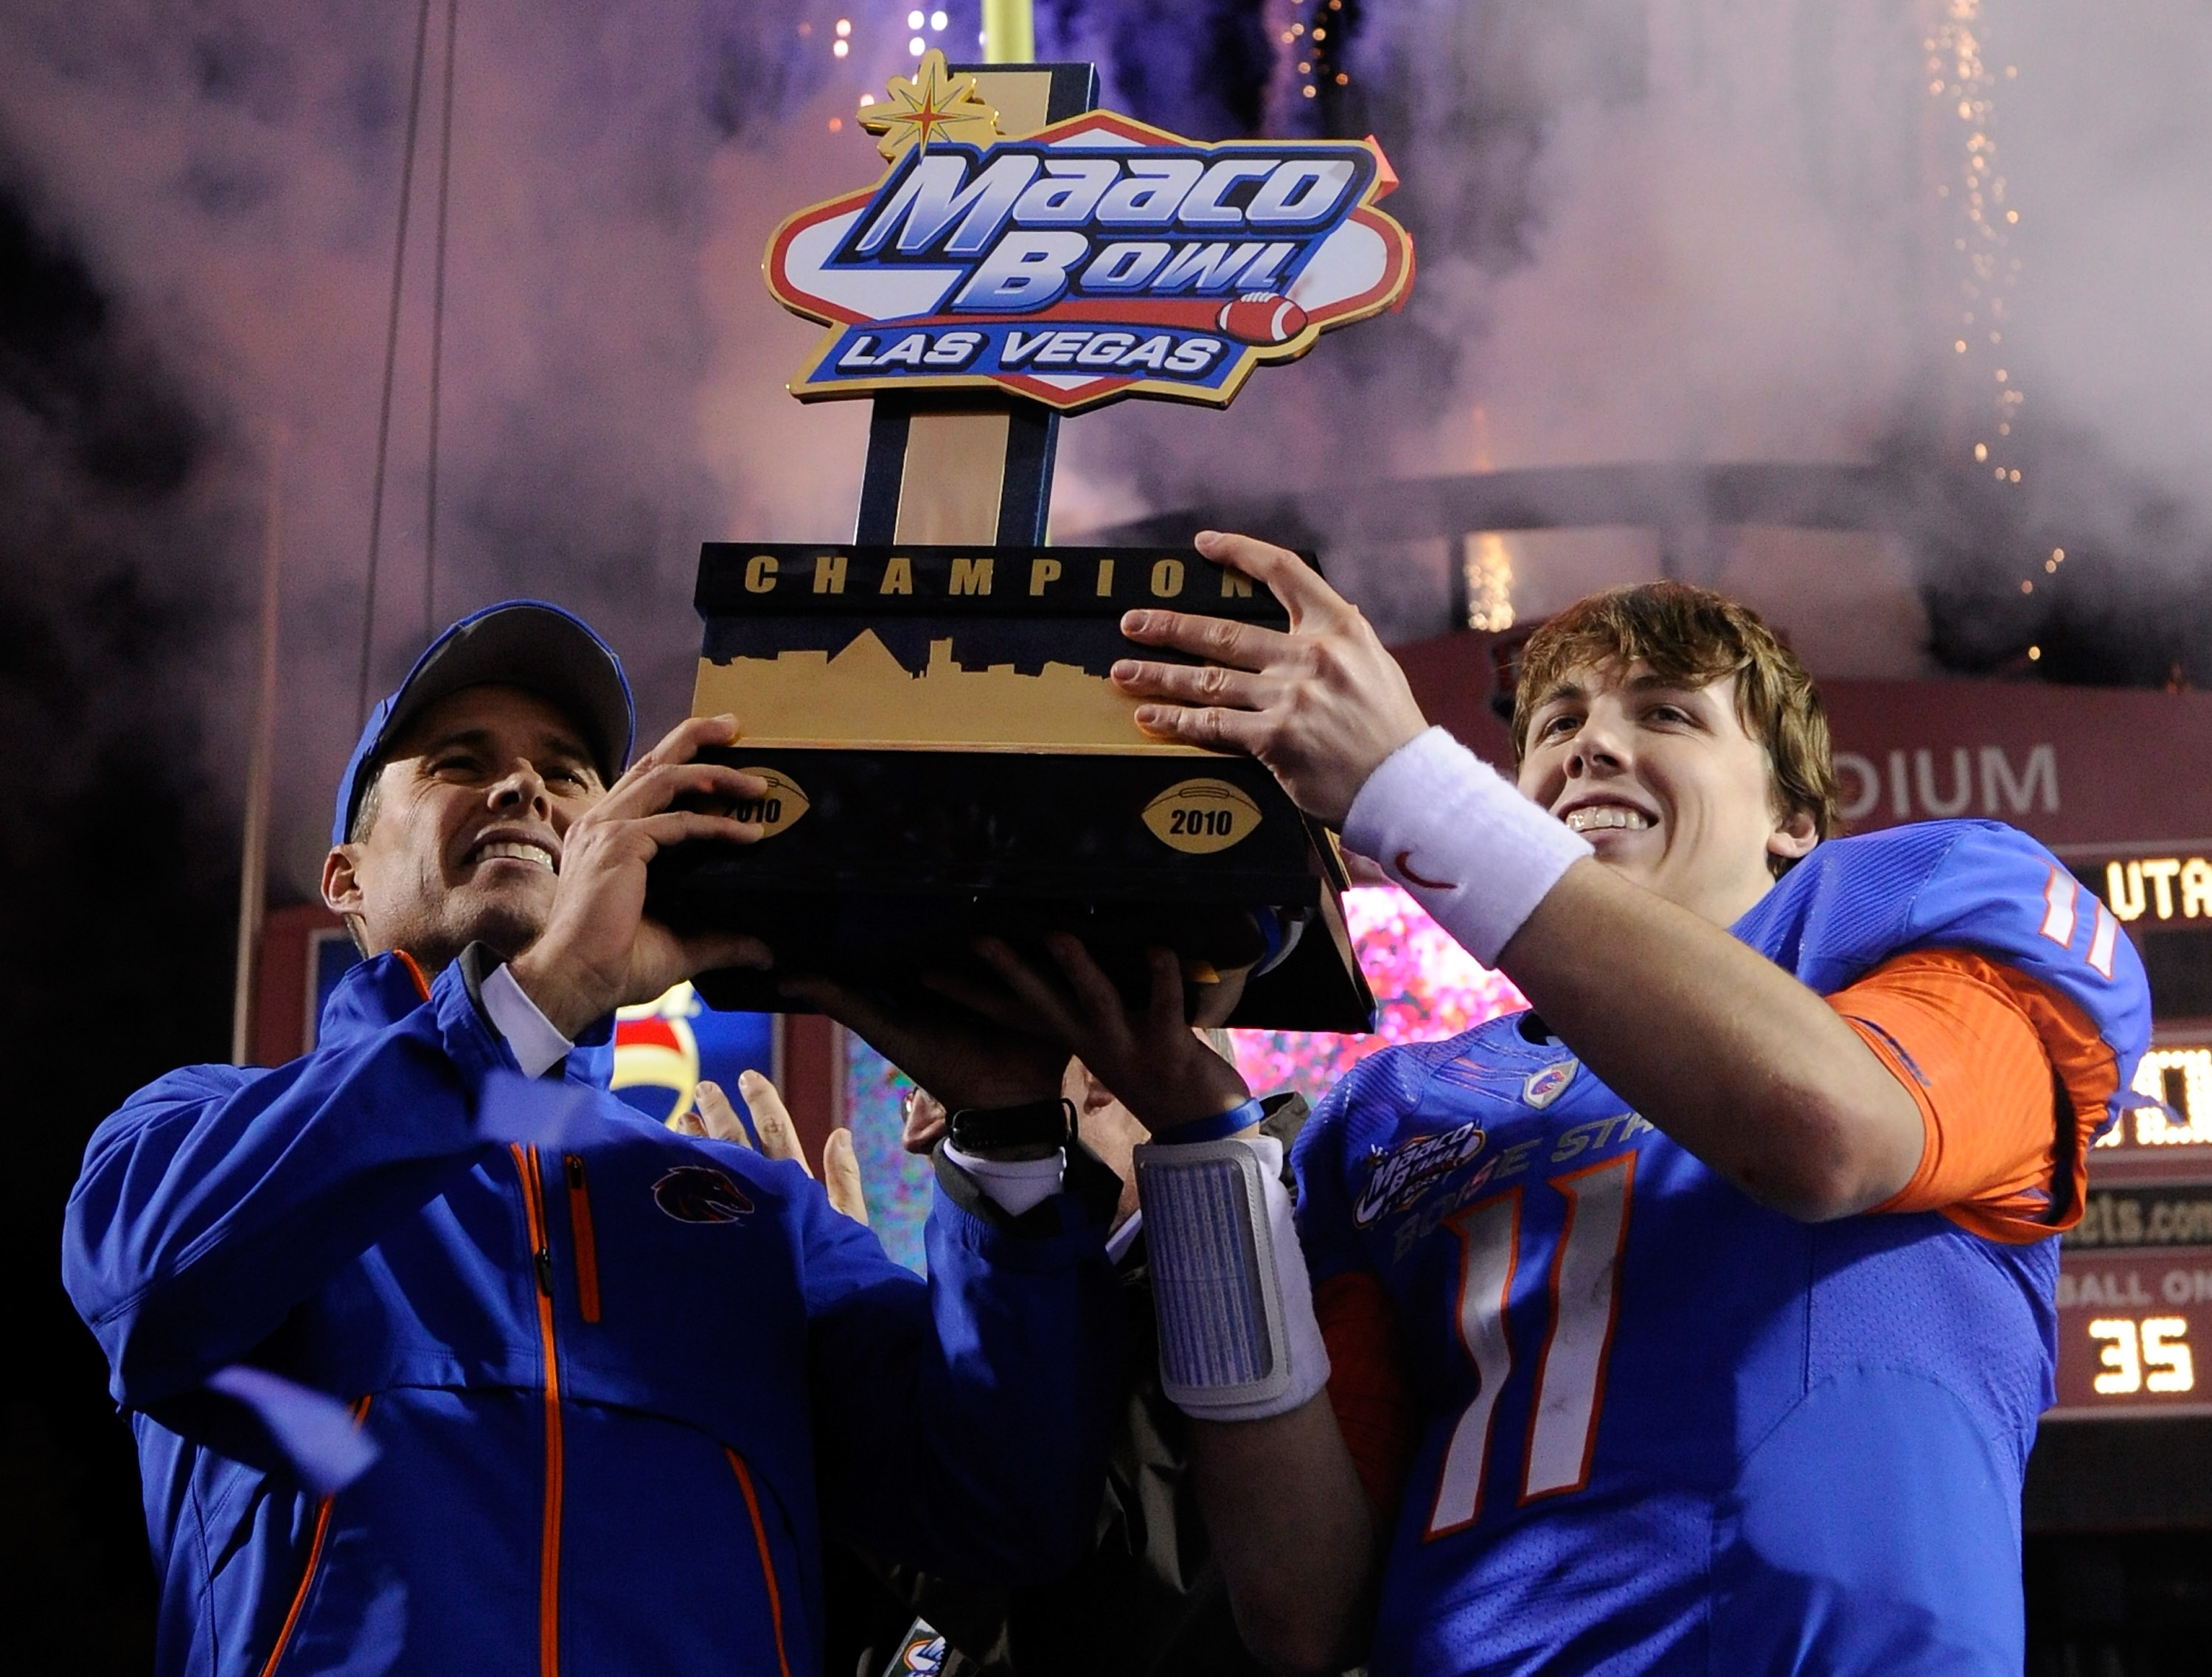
[2049,1252,2212,1417]
[2087,1317,2195,1397]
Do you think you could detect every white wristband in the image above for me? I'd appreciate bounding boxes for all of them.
[1343,726,1591,966]
[1135,1134,1329,1422]
[480,961,576,1079]
[943,1144,1066,1217]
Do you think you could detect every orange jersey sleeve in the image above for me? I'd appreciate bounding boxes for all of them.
[1314,1268,1417,1514]
[1826,947,2124,1244]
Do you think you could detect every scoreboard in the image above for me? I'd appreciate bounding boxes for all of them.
[2048,852,2212,1420]
[2052,1123,2212,1417]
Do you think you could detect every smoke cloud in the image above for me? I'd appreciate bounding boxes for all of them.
[1,0,844,902]
[4,0,2211,902]
[1048,0,2212,677]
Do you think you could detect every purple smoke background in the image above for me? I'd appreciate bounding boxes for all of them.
[7,0,2210,904]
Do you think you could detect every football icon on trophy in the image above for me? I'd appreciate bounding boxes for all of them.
[645,49,1414,1031]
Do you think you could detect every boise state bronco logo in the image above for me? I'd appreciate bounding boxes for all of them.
[653,1165,754,1224]
[887,1619,948,1676]
[1523,1059,1578,1109]
[767,52,1414,414]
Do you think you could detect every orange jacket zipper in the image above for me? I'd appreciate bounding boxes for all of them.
[258,1395,373,1677]
[563,1154,601,1324]
[512,1144,563,1677]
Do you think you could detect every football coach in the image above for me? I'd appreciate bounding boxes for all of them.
[63,601,1123,1677]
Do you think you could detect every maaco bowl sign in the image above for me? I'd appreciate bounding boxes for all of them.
[768,55,1415,413]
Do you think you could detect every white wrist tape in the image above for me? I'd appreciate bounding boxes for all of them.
[1134,1134,1329,1421]
[1343,726,1591,966]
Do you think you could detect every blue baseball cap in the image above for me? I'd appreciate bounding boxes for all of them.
[333,601,636,846]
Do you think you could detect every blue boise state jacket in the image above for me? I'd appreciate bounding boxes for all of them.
[63,955,1121,1677]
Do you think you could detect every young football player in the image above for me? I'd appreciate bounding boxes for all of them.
[1034,532,2152,1675]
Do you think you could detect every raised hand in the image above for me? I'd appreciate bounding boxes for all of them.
[509,714,772,1037]
[818,1129,869,1226]
[1111,531,1430,827]
[670,1073,872,1226]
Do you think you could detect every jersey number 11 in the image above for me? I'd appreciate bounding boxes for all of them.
[1427,1153,1636,1537]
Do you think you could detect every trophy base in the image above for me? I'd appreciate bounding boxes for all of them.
[644,747,1377,1033]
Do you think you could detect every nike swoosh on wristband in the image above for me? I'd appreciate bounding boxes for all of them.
[1395,849,1457,890]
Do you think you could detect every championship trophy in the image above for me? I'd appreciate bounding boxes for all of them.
[647,52,1413,1031]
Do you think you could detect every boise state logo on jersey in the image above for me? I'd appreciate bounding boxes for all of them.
[767,52,1413,414]
[1523,1059,1578,1109]
[653,1166,754,1224]
[883,1620,949,1677]
[1354,1119,1487,1227]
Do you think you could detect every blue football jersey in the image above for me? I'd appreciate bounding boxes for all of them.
[1294,820,2150,1676]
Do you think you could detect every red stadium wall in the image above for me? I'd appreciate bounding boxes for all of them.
[1395,632,2212,854]
[254,904,347,1067]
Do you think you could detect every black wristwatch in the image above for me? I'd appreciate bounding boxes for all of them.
[946,1097,1074,1154]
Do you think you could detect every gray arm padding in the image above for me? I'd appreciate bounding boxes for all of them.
[1134,1134,1331,1420]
